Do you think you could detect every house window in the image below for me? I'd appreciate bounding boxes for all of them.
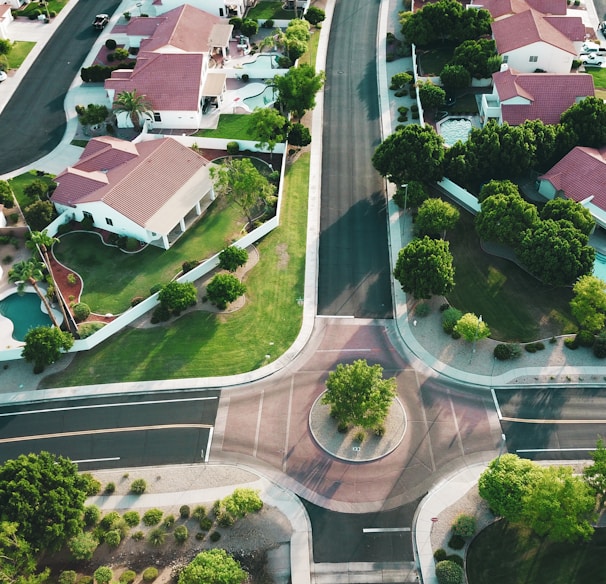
[106,218,113,226]
[529,55,538,62]
[153,112,162,122]
[502,55,508,63]
[219,7,224,16]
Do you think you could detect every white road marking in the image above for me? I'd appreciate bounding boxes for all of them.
[502,416,606,424]
[282,377,294,473]
[72,457,121,463]
[517,447,597,453]
[316,315,355,319]
[490,388,503,420]
[316,349,372,352]
[252,389,264,459]
[0,396,218,417]
[204,427,213,463]
[362,527,411,533]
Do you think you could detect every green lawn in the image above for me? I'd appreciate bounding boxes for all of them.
[467,520,606,584]
[54,202,244,314]
[194,115,255,139]
[15,0,68,17]
[449,93,479,115]
[417,44,457,76]
[40,153,310,387]
[445,206,576,342]
[7,41,36,69]
[299,28,320,68]
[584,66,606,89]
[8,170,56,209]
[247,1,293,20]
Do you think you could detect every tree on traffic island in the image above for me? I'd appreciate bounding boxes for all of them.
[178,549,246,584]
[453,313,490,343]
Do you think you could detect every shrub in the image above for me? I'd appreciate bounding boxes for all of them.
[415,302,430,317]
[148,527,166,546]
[83,505,100,526]
[130,478,147,494]
[435,560,464,584]
[448,534,465,550]
[576,329,595,347]
[192,505,206,521]
[78,578,93,584]
[525,343,537,353]
[564,337,579,350]
[451,514,475,537]
[494,343,521,360]
[174,525,189,543]
[73,302,91,323]
[209,531,221,542]
[162,514,175,530]
[142,568,158,583]
[59,571,77,584]
[123,510,140,527]
[277,55,292,68]
[119,571,136,584]
[68,532,98,560]
[150,304,171,324]
[106,53,115,62]
[125,237,139,251]
[142,508,163,526]
[226,141,240,155]
[182,259,199,274]
[263,19,274,28]
[94,567,112,584]
[442,307,463,334]
[114,48,130,61]
[304,6,326,26]
[104,529,121,548]
[105,482,116,494]
[446,554,464,567]
[594,332,606,358]
[100,511,121,531]
[354,430,365,442]
[132,530,145,541]
[195,531,206,540]
[131,296,144,307]
[534,341,545,350]
[218,246,248,272]
[433,548,447,562]
[206,273,246,309]
[82,472,102,495]
[105,39,117,50]
[179,504,191,519]
[200,517,213,531]
[150,283,163,295]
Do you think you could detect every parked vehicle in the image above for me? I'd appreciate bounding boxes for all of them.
[580,41,606,55]
[582,54,604,67]
[92,14,109,30]
[0,71,7,82]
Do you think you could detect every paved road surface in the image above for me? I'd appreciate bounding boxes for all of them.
[317,0,393,318]
[0,0,120,173]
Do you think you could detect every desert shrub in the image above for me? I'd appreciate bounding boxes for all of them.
[209,531,221,542]
[494,343,521,360]
[435,560,463,584]
[94,567,112,584]
[132,531,145,541]
[451,514,475,537]
[104,529,121,548]
[226,141,240,155]
[59,572,77,584]
[195,531,206,540]
[68,532,98,560]
[100,511,121,531]
[354,431,366,442]
[82,472,102,496]
[576,330,595,348]
[105,482,116,494]
[162,514,175,530]
[83,505,100,527]
[174,525,189,543]
[564,337,579,350]
[594,332,606,358]
[192,505,206,521]
[148,528,166,546]
[433,548,447,562]
[200,517,213,531]
[78,578,93,584]
[123,511,140,527]
[73,302,91,323]
[105,39,117,49]
[119,571,136,584]
[182,259,199,274]
[446,554,464,567]
[142,508,163,526]
[448,534,465,550]
[130,478,147,494]
[415,302,430,317]
[442,307,463,334]
[179,504,191,519]
[142,568,158,583]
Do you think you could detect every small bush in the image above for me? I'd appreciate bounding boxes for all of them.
[105,39,117,50]
[494,343,521,361]
[209,531,221,542]
[59,571,77,584]
[94,567,113,584]
[83,505,101,527]
[451,514,475,537]
[576,330,595,348]
[123,510,140,527]
[525,343,537,353]
[200,517,213,531]
[100,511,121,531]
[119,571,136,584]
[226,141,240,155]
[114,48,130,61]
[415,302,430,317]
[354,430,366,442]
[132,530,145,541]
[241,73,250,82]
[451,330,461,340]
[192,505,206,521]
[594,332,606,358]
[104,529,121,548]
[263,19,274,28]
[162,514,175,530]
[195,531,206,540]
[337,422,349,433]
[142,568,158,583]
[67,272,77,285]
[73,302,91,323]
[142,508,163,526]
[131,296,144,307]
[105,481,116,494]
[564,337,579,350]
[148,527,166,546]
[78,578,93,584]
[442,307,463,334]
[218,246,248,272]
[150,283,163,295]
[277,55,292,68]
[448,534,465,550]
[82,472,102,495]
[435,560,464,584]
[434,548,447,562]
[174,525,189,543]
[179,504,191,519]
[374,424,385,437]
[130,478,147,494]
[150,304,171,324]
[182,259,199,274]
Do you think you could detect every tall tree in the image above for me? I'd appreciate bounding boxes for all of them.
[583,437,606,507]
[321,359,397,431]
[570,274,606,332]
[269,64,325,120]
[477,179,520,203]
[248,108,288,160]
[8,259,61,329]
[415,198,460,238]
[158,281,197,316]
[0,521,46,584]
[112,90,154,131]
[210,158,276,227]
[393,236,455,299]
[22,325,74,373]
[540,198,595,236]
[178,549,246,584]
[417,81,446,114]
[451,39,499,79]
[439,64,471,94]
[0,452,87,552]
[560,96,606,148]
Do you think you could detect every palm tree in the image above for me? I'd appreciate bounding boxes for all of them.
[8,259,61,329]
[112,90,154,132]
[28,230,75,333]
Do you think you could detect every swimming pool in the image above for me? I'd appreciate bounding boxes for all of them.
[241,54,279,71]
[0,292,53,341]
[437,117,473,147]
[594,252,606,282]
[243,86,277,110]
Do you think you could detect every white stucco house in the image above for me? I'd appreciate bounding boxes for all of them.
[51,136,217,250]
[468,0,568,21]
[0,5,14,40]
[150,0,252,18]
[105,4,232,131]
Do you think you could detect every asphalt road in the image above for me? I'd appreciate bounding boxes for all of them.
[317,0,393,319]
[0,390,220,468]
[495,387,606,460]
[0,0,121,173]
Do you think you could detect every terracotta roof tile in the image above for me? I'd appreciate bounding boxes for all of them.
[473,0,566,19]
[543,15,586,41]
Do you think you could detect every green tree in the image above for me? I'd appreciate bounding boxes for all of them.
[269,64,325,120]
[178,549,246,584]
[23,200,54,231]
[0,452,87,552]
[287,122,311,148]
[478,454,541,522]
[158,281,197,316]
[304,6,325,26]
[390,72,413,90]
[210,157,277,227]
[214,488,263,526]
[75,104,109,129]
[454,313,490,342]
[584,437,606,507]
[393,181,427,209]
[9,259,61,329]
[0,39,12,56]
[22,326,74,372]
[281,18,311,61]
[415,198,460,238]
[570,274,606,332]
[206,273,246,309]
[68,532,99,560]
[522,465,596,542]
[393,236,455,299]
[372,125,445,184]
[218,246,248,272]
[112,90,154,131]
[248,108,288,159]
[435,560,464,584]
[451,39,499,79]
[560,96,606,148]
[240,18,258,37]
[477,179,520,203]
[518,219,595,286]
[23,180,49,202]
[321,359,396,431]
[0,179,14,208]
[94,567,113,584]
[417,81,446,112]
[439,64,471,94]
[0,521,42,584]
[541,198,595,236]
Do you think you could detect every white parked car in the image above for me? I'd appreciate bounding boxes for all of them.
[0,71,7,82]
[582,54,604,67]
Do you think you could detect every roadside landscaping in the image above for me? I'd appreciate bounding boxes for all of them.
[194,115,261,140]
[6,41,36,69]
[246,1,293,21]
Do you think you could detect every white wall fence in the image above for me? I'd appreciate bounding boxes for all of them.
[0,140,287,362]
[410,44,425,125]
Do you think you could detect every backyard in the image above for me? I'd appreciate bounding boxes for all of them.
[246,1,294,21]
[466,519,606,584]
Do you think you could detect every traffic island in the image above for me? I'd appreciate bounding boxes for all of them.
[308,391,407,463]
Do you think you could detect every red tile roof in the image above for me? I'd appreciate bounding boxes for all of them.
[543,15,586,41]
[492,9,576,54]
[52,136,213,231]
[473,0,566,18]
[493,68,594,124]
[539,146,606,211]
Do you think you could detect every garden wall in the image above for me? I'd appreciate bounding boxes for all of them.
[410,44,425,125]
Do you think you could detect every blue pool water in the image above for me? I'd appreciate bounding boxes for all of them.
[439,117,472,147]
[241,54,279,71]
[243,86,277,110]
[594,252,606,282]
[0,292,52,341]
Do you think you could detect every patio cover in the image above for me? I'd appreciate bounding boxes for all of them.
[202,72,227,97]
[208,24,234,47]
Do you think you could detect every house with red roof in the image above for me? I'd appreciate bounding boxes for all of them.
[479,66,594,125]
[150,0,251,18]
[51,136,217,249]
[469,0,567,21]
[491,9,585,73]
[538,146,606,229]
[105,4,232,131]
